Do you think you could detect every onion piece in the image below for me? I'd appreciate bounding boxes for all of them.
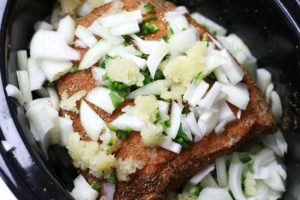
[221,83,249,110]
[256,68,272,94]
[57,15,75,44]
[47,87,60,111]
[85,87,116,114]
[39,59,73,82]
[5,84,24,105]
[253,149,275,179]
[198,188,232,200]
[76,1,93,17]
[71,175,98,200]
[98,10,143,27]
[204,49,226,73]
[186,112,202,137]
[165,15,189,34]
[25,97,52,111]
[147,42,169,78]
[165,6,188,17]
[92,67,106,85]
[80,100,105,141]
[215,156,227,187]
[189,165,215,185]
[270,91,282,123]
[75,25,97,48]
[34,21,53,31]
[264,162,286,192]
[58,116,73,147]
[183,80,209,106]
[88,21,124,45]
[201,174,219,188]
[218,101,236,122]
[191,13,227,36]
[229,154,246,200]
[101,183,115,200]
[130,34,161,54]
[265,83,274,104]
[128,80,171,98]
[198,82,222,108]
[111,21,140,35]
[169,28,197,54]
[110,114,145,131]
[168,101,182,139]
[274,130,287,157]
[27,58,46,91]
[198,109,218,135]
[17,50,28,70]
[214,66,229,83]
[74,39,88,48]
[158,100,170,116]
[160,141,182,154]
[237,109,242,119]
[16,70,32,103]
[30,30,80,61]
[79,40,112,70]
[181,115,193,142]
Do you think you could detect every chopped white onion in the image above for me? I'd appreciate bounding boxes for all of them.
[200,174,219,188]
[189,165,215,185]
[79,40,112,70]
[110,114,145,131]
[80,100,105,141]
[101,183,115,200]
[198,82,223,108]
[75,25,97,48]
[47,87,60,111]
[30,30,80,61]
[130,34,161,54]
[264,162,286,192]
[186,112,202,137]
[198,109,218,135]
[92,67,106,85]
[221,83,249,110]
[164,6,188,17]
[191,13,227,36]
[229,155,246,200]
[253,149,275,179]
[169,28,197,54]
[270,91,282,123]
[158,100,170,117]
[237,109,242,119]
[34,21,53,31]
[88,21,124,45]
[265,83,274,104]
[25,97,52,111]
[160,141,182,154]
[235,51,257,79]
[256,68,272,94]
[74,39,88,48]
[198,188,232,200]
[181,115,193,141]
[76,1,93,17]
[39,59,73,82]
[128,80,171,98]
[168,101,182,139]
[57,15,75,44]
[183,80,209,107]
[16,70,32,103]
[5,84,24,105]
[147,42,169,78]
[58,116,73,147]
[165,15,189,34]
[71,175,98,200]
[204,49,226,73]
[27,58,46,91]
[274,130,287,157]
[98,10,143,27]
[215,156,227,187]
[17,50,28,70]
[85,87,116,114]
[214,66,229,83]
[218,101,236,122]
[111,21,140,35]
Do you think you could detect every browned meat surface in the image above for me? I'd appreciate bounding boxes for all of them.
[56,0,276,199]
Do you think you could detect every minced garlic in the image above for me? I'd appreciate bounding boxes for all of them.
[99,127,121,154]
[67,132,116,178]
[116,157,145,181]
[141,122,164,147]
[106,58,144,86]
[59,0,82,14]
[60,90,87,113]
[122,95,158,123]
[244,175,257,196]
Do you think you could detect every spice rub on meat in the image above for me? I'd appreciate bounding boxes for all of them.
[56,0,276,199]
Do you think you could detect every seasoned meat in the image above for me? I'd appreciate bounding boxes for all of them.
[56,0,276,199]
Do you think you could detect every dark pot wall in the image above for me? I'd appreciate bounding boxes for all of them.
[0,0,299,199]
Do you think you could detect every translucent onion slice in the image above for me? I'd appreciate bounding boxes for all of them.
[165,15,189,34]
[191,13,227,36]
[17,50,28,70]
[71,175,98,200]
[198,188,232,200]
[27,58,46,91]
[200,174,219,188]
[160,141,182,154]
[101,183,115,200]
[30,30,80,61]
[74,39,88,48]
[168,101,182,139]
[39,59,73,82]
[47,87,60,111]
[158,100,170,116]
[110,114,145,131]
[80,100,105,141]
[256,68,272,94]
[165,6,188,17]
[92,67,106,85]
[128,80,171,98]
[198,109,218,136]
[75,25,97,48]
[198,82,223,108]
[57,15,75,44]
[265,83,274,104]
[253,149,275,179]
[130,34,161,54]
[215,156,227,187]
[189,165,215,185]
[169,28,197,54]
[183,80,209,107]
[97,10,143,27]
[214,66,229,83]
[186,112,202,137]
[270,91,282,123]
[58,116,73,147]
[221,83,249,110]
[181,115,193,142]
[85,87,116,114]
[5,84,24,105]
[79,40,112,70]
[264,162,286,192]
[110,21,140,35]
[147,42,169,78]
[76,1,93,17]
[229,154,246,200]
[16,70,32,103]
